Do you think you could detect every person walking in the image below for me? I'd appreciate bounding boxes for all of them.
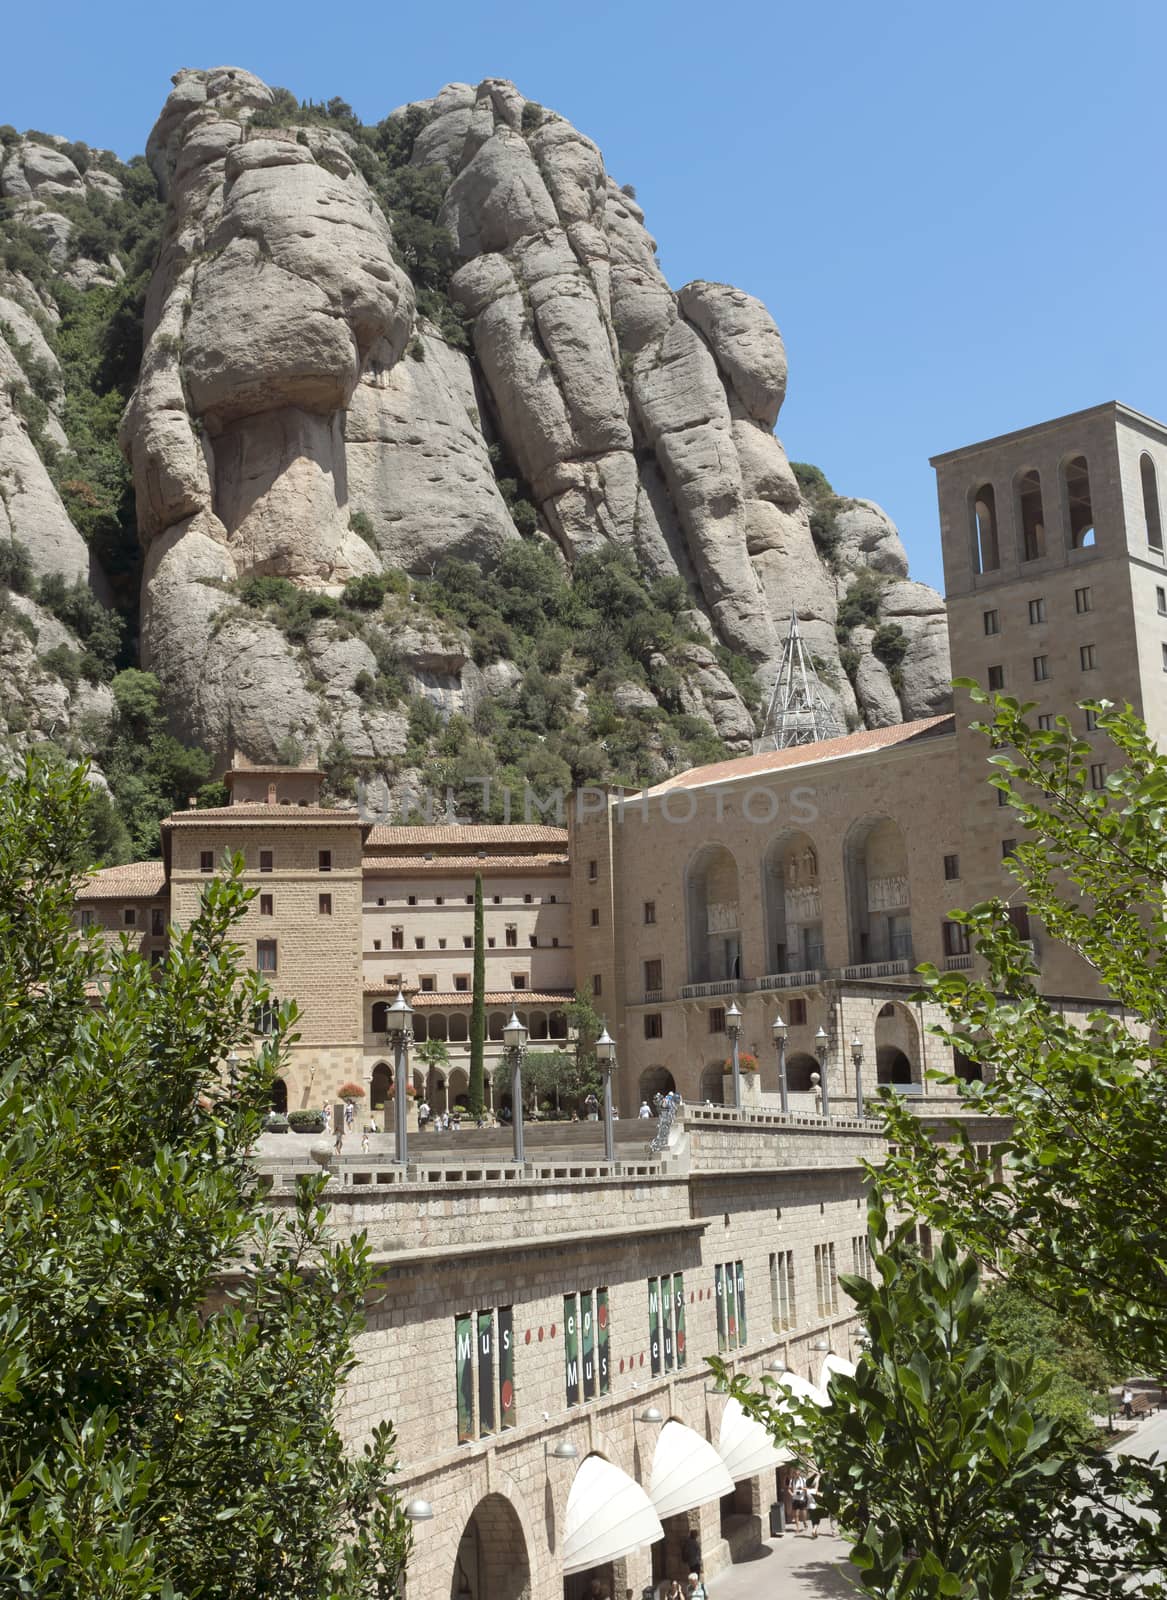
[638,1100,652,1118]
[789,1467,809,1533]
[681,1530,701,1577]
[1122,1384,1135,1420]
[684,1574,706,1600]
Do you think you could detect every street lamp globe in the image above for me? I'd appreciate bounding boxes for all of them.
[771,1014,787,1043]
[814,1026,828,1059]
[726,1001,743,1036]
[504,1010,528,1051]
[850,1033,863,1065]
[595,1025,616,1064]
[386,990,413,1035]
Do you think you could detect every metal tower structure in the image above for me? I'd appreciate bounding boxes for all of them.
[755,613,843,752]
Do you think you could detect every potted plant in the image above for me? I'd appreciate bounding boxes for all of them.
[288,1109,325,1134]
[262,1111,290,1133]
[337,1082,366,1103]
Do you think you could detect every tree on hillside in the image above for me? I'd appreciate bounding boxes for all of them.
[469,872,485,1116]
[0,754,410,1598]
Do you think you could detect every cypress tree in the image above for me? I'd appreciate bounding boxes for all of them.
[469,871,485,1115]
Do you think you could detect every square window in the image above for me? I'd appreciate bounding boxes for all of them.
[199,850,214,873]
[943,853,960,880]
[987,664,1004,690]
[260,893,273,916]
[259,850,273,873]
[1028,597,1046,624]
[512,973,527,990]
[256,939,277,973]
[1080,643,1096,671]
[454,975,469,992]
[373,940,382,951]
[488,937,496,948]
[1075,586,1092,614]
[548,894,557,904]
[318,850,331,872]
[983,609,999,636]
[319,893,332,915]
[123,907,137,928]
[644,1013,663,1040]
[420,975,435,992]
[644,900,656,924]
[1090,762,1108,790]
[590,908,600,927]
[1037,713,1054,731]
[788,998,807,1026]
[709,1007,726,1034]
[592,974,602,997]
[1158,587,1167,617]
[377,897,385,906]
[523,893,532,904]
[1033,654,1049,681]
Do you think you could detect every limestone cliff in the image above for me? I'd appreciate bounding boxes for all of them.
[0,68,950,826]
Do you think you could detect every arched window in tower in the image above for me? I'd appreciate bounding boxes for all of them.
[1063,455,1095,548]
[1141,453,1163,552]
[1016,469,1046,561]
[970,484,1000,573]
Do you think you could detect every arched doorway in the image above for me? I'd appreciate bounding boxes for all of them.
[448,1067,469,1109]
[785,1052,818,1092]
[685,845,742,984]
[451,1492,531,1600]
[639,1066,675,1105]
[699,1062,724,1104]
[370,1062,391,1113]
[875,1001,921,1091]
[270,1077,288,1114]
[843,817,912,966]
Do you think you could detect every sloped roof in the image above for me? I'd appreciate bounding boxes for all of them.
[77,861,167,900]
[364,982,572,1007]
[164,804,361,825]
[364,824,568,848]
[362,853,569,874]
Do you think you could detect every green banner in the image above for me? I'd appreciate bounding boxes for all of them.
[582,1290,596,1400]
[477,1309,495,1435]
[662,1273,675,1372]
[564,1294,579,1407]
[597,1288,610,1395]
[498,1305,515,1430]
[715,1264,727,1352]
[735,1259,747,1346]
[673,1274,686,1369]
[726,1261,738,1347]
[455,1312,474,1443]
[649,1277,662,1376]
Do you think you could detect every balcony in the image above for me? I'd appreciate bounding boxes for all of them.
[943,953,973,971]
[839,958,913,981]
[680,978,745,1000]
[757,970,821,991]
[643,988,663,1004]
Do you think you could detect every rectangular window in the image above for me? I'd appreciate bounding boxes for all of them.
[1162,642,1167,673]
[256,939,277,973]
[1007,904,1031,941]
[438,938,447,950]
[552,936,559,948]
[788,998,807,1026]
[318,850,331,872]
[648,1274,685,1375]
[1085,707,1100,731]
[644,959,662,991]
[319,893,332,915]
[79,908,95,929]
[587,860,598,881]
[714,1261,746,1352]
[1075,586,1092,614]
[523,893,532,905]
[814,1242,839,1318]
[1080,643,1096,671]
[982,609,999,636]
[259,850,273,873]
[488,937,496,948]
[644,900,656,924]
[770,1250,796,1332]
[504,924,517,948]
[465,894,474,905]
[199,850,214,873]
[1037,713,1054,731]
[529,934,538,948]
[644,1013,663,1040]
[1002,838,1017,859]
[454,974,469,992]
[851,1235,872,1281]
[260,893,273,916]
[373,940,381,951]
[1090,762,1108,790]
[455,1306,515,1443]
[592,974,602,997]
[151,908,165,936]
[493,895,501,905]
[997,786,1008,807]
[708,1007,726,1034]
[943,920,971,956]
[420,975,436,992]
[987,664,1004,690]
[512,973,527,990]
[943,853,960,880]
[415,936,425,950]
[565,1289,610,1406]
[1033,654,1049,681]
[407,895,417,907]
[1158,587,1167,616]
[463,935,473,948]
[1028,597,1046,625]
[123,907,137,928]
[391,927,404,950]
[590,908,600,927]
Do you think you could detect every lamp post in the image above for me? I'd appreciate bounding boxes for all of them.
[504,1010,528,1165]
[385,990,413,1166]
[595,1024,617,1164]
[851,1033,865,1119]
[814,1026,831,1120]
[772,1013,788,1114]
[727,1000,743,1112]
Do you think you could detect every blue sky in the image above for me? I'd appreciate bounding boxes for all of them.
[4,0,1164,592]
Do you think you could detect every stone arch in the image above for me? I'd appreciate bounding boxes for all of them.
[969,482,1000,572]
[1062,454,1095,548]
[699,1062,724,1104]
[448,1013,468,1043]
[952,1047,983,1083]
[448,1067,469,1108]
[370,1062,391,1111]
[488,1010,505,1042]
[685,844,742,984]
[413,1013,429,1043]
[762,828,824,976]
[549,1010,568,1040]
[785,1051,818,1093]
[528,1009,549,1042]
[447,1485,536,1600]
[1142,453,1163,552]
[270,1076,288,1113]
[843,816,912,966]
[1014,467,1046,561]
[371,1000,389,1033]
[875,1001,921,1089]
[428,1014,448,1043]
[639,1066,675,1104]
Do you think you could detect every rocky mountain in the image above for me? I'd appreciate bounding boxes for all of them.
[0,68,950,850]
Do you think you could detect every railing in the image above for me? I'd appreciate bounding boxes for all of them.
[643,988,663,1004]
[944,953,973,971]
[839,958,912,981]
[757,970,821,991]
[680,979,745,1000]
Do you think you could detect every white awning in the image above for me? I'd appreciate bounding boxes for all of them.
[562,1454,664,1576]
[717,1396,793,1480]
[818,1354,857,1394]
[777,1371,829,1408]
[649,1419,736,1520]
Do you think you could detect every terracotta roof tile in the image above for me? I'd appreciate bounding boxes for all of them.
[362,853,569,874]
[363,981,572,1007]
[645,716,956,793]
[364,824,567,848]
[163,805,362,825]
[77,861,167,900]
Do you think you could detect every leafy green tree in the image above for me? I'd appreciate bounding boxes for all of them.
[715,1198,1165,1600]
[0,754,410,1597]
[469,873,485,1116]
